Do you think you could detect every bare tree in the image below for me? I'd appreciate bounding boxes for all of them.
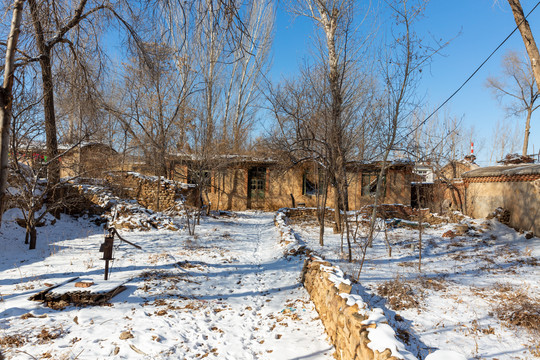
[507,0,540,92]
[0,0,24,224]
[114,41,195,178]
[488,118,522,163]
[221,0,274,152]
[271,0,378,261]
[487,50,539,155]
[358,0,446,278]
[25,0,114,186]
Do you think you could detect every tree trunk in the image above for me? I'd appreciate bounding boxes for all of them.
[0,0,24,224]
[523,107,532,155]
[28,0,60,186]
[416,185,423,272]
[333,189,342,233]
[28,226,37,250]
[27,208,37,249]
[318,174,329,246]
[508,0,540,92]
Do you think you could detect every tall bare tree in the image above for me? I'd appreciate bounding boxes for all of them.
[507,0,540,92]
[487,50,539,155]
[221,0,274,152]
[283,0,376,243]
[26,0,113,186]
[358,0,446,278]
[0,0,24,224]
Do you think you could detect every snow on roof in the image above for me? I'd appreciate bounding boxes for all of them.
[462,163,540,178]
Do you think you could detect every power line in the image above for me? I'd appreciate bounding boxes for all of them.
[402,0,540,142]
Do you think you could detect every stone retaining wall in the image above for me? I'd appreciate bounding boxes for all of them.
[275,209,465,360]
[106,172,198,211]
[302,258,410,360]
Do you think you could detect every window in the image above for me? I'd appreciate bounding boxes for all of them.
[188,169,211,187]
[302,169,324,196]
[361,172,386,197]
[248,167,266,200]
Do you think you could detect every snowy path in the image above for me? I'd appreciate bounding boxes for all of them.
[0,211,334,359]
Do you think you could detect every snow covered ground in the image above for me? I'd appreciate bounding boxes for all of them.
[0,210,334,359]
[292,212,540,360]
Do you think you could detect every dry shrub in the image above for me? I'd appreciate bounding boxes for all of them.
[37,327,64,343]
[530,342,540,357]
[416,276,447,291]
[377,277,420,310]
[495,290,540,333]
[0,334,26,348]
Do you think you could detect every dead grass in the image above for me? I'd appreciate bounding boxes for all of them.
[415,276,447,292]
[472,283,540,335]
[495,290,540,333]
[377,277,419,310]
[36,327,64,344]
[0,334,27,348]
[377,275,449,311]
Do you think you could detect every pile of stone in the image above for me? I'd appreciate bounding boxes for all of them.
[106,172,198,212]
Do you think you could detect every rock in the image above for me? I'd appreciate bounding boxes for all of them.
[119,331,134,340]
[75,281,94,288]
[454,224,469,236]
[442,230,455,238]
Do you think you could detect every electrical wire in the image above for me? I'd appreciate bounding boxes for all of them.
[400,0,540,144]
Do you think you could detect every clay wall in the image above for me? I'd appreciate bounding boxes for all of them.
[465,178,540,235]
[180,163,412,212]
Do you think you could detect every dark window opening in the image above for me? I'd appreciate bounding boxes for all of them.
[188,169,211,187]
[302,169,324,196]
[361,172,386,197]
[248,167,266,200]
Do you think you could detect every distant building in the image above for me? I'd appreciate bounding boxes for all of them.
[172,157,415,211]
[413,163,435,183]
[462,163,540,236]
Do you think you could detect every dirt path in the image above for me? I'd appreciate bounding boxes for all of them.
[169,212,334,359]
[0,212,335,360]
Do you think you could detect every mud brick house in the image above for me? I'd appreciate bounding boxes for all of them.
[462,164,540,235]
[172,157,414,211]
[59,143,118,178]
[440,157,479,180]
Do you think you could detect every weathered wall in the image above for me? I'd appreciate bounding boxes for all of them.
[465,179,540,235]
[184,163,412,212]
[302,258,408,360]
[207,168,249,210]
[107,172,198,212]
[60,144,118,179]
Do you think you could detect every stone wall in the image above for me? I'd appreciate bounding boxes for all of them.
[106,172,198,211]
[302,258,412,360]
[275,209,465,360]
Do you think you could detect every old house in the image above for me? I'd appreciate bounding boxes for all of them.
[462,163,540,235]
[172,157,414,211]
[60,143,118,178]
[440,155,479,181]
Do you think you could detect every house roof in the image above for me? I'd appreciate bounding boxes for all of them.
[462,164,540,178]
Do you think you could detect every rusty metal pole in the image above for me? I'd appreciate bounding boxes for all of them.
[100,234,114,280]
[104,259,109,280]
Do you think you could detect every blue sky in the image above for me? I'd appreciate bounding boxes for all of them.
[268,0,540,165]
